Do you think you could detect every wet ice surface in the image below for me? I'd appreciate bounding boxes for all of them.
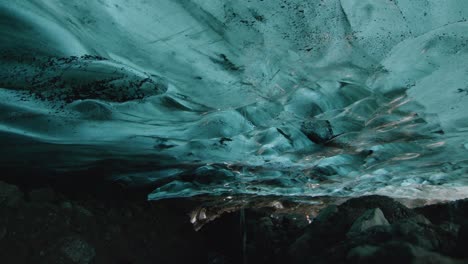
[0,0,467,202]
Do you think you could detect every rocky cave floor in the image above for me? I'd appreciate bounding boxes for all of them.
[1,180,468,264]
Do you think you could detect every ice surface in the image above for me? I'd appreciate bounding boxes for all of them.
[0,0,467,201]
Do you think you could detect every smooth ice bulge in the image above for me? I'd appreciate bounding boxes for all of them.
[0,0,467,202]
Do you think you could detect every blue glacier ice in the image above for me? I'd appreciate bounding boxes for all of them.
[0,0,467,202]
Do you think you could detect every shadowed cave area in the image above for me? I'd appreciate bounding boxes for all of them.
[0,0,468,263]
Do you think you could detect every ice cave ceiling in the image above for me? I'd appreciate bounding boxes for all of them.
[0,0,468,201]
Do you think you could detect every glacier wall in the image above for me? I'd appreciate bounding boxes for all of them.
[0,0,467,201]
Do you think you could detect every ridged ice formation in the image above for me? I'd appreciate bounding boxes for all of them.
[0,0,467,201]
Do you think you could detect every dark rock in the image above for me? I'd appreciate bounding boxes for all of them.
[290,196,408,263]
[347,245,379,263]
[455,223,468,258]
[392,219,441,252]
[59,236,96,264]
[0,181,24,207]
[406,214,432,226]
[73,204,94,218]
[288,195,466,264]
[61,201,73,210]
[347,208,390,237]
[289,231,315,263]
[0,240,29,264]
[0,180,466,264]
[0,226,6,240]
[339,195,417,223]
[415,199,468,225]
[350,224,393,245]
[347,214,457,256]
[347,242,464,264]
[29,187,56,203]
[440,221,460,235]
[314,204,338,223]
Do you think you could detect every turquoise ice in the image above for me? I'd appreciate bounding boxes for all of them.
[0,0,467,201]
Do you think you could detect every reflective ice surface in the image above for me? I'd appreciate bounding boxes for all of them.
[0,0,467,201]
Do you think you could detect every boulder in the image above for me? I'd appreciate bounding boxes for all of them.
[29,187,56,203]
[314,204,338,223]
[347,245,379,262]
[0,181,24,208]
[348,208,390,237]
[415,198,468,225]
[339,195,417,223]
[392,217,456,253]
[0,226,6,240]
[455,223,468,258]
[59,236,95,264]
[347,242,464,264]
